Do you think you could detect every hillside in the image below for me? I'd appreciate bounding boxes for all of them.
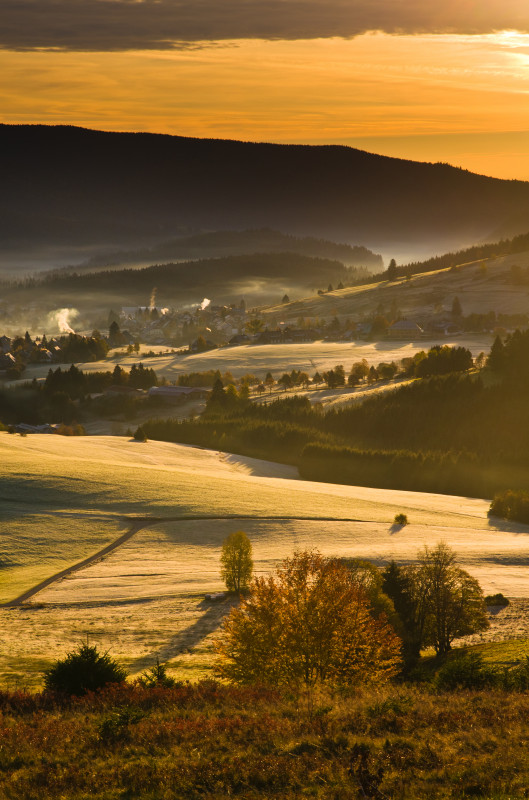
[263,248,529,321]
[2,125,529,258]
[74,229,383,271]
[4,681,529,799]
[3,252,361,311]
[1,433,529,688]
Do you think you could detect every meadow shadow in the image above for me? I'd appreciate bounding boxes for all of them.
[130,597,238,672]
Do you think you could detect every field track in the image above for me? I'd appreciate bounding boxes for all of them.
[1,513,395,608]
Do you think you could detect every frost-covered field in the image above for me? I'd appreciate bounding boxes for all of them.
[1,432,528,687]
[11,335,492,387]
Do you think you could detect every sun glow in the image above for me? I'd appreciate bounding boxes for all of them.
[1,31,529,178]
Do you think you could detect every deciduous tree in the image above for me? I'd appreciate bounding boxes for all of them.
[221,531,254,593]
[216,551,401,691]
[415,543,488,656]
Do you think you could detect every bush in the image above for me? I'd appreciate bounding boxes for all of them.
[133,426,147,442]
[137,660,176,688]
[434,652,497,691]
[394,513,408,526]
[43,643,127,696]
[501,656,529,691]
[97,707,144,744]
[484,593,509,607]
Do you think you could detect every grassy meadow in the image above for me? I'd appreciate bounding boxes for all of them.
[1,432,529,689]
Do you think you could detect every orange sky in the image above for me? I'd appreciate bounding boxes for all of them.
[2,31,529,179]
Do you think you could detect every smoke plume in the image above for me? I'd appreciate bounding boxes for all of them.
[200,298,211,310]
[47,308,79,334]
[150,287,157,310]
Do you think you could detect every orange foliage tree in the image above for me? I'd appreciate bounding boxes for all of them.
[215,550,401,692]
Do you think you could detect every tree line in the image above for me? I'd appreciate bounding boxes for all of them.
[139,330,529,498]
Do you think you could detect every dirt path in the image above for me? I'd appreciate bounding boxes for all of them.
[1,512,397,608]
[0,517,164,608]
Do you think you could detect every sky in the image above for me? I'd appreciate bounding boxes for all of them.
[2,0,529,180]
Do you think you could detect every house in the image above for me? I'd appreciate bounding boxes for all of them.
[289,328,318,343]
[13,423,57,434]
[0,352,16,370]
[386,320,425,340]
[229,334,251,346]
[256,329,283,345]
[429,321,463,337]
[148,386,211,401]
[0,335,12,354]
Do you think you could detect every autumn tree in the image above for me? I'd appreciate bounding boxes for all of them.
[348,359,369,386]
[220,531,254,593]
[278,373,293,391]
[245,318,264,336]
[216,551,402,692]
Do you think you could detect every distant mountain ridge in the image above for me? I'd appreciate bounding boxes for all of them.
[76,229,383,271]
[2,124,529,251]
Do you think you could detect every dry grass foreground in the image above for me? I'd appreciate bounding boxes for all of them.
[2,681,529,799]
[1,432,529,687]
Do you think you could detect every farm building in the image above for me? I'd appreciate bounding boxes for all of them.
[386,319,425,340]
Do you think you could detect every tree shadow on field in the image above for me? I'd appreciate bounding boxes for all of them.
[389,522,405,534]
[487,516,529,535]
[130,597,238,673]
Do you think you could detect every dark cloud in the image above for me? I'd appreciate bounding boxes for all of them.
[1,0,528,52]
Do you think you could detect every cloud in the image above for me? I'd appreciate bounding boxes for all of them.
[1,0,528,52]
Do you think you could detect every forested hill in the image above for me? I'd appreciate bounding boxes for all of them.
[2,124,529,249]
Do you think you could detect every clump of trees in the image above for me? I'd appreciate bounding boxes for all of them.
[382,543,489,662]
[216,550,402,693]
[489,490,529,524]
[412,345,473,378]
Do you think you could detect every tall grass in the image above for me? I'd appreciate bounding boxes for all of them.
[2,680,529,798]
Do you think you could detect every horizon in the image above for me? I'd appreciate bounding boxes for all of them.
[3,119,528,188]
[2,2,529,182]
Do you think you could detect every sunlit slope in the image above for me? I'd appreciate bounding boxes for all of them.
[0,431,491,523]
[0,431,497,603]
[263,251,529,321]
[2,432,529,686]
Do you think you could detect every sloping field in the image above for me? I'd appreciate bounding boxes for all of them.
[1,432,529,687]
[264,251,529,321]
